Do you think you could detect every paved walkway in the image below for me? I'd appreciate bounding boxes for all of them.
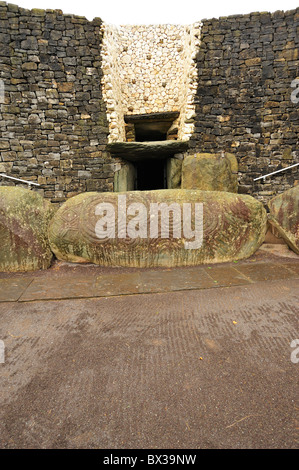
[0,276,298,449]
[0,250,298,449]
[0,252,298,302]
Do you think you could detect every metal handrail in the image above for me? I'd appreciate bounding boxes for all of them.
[254,162,299,181]
[0,173,40,187]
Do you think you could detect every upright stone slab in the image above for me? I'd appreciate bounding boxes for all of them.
[167,157,182,189]
[181,153,238,192]
[268,185,299,254]
[114,162,136,192]
[48,189,267,268]
[0,187,56,272]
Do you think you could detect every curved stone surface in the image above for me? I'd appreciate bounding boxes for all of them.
[182,153,238,192]
[0,186,56,272]
[48,189,267,268]
[268,185,299,255]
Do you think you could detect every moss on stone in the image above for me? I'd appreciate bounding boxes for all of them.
[0,186,56,272]
[182,153,238,193]
[268,185,299,254]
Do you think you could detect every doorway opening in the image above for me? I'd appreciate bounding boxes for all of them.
[135,159,166,190]
[134,122,169,141]
[113,112,182,192]
[124,111,180,143]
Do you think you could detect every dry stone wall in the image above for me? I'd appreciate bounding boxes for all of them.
[191,9,299,202]
[0,1,114,202]
[0,2,298,203]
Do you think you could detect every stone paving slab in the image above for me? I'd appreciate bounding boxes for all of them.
[19,276,99,302]
[19,267,216,302]
[0,259,297,303]
[205,265,250,287]
[235,262,297,282]
[0,278,34,302]
[130,266,216,293]
[283,262,299,276]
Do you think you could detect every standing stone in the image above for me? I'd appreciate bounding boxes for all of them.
[114,163,136,192]
[0,187,56,272]
[181,153,238,192]
[167,157,182,189]
[268,185,299,254]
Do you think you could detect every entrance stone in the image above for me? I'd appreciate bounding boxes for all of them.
[48,189,267,268]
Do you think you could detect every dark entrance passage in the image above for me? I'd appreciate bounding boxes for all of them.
[135,159,166,190]
[134,121,169,141]
[124,111,180,143]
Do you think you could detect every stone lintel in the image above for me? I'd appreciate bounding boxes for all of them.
[107,140,189,162]
[124,111,180,123]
